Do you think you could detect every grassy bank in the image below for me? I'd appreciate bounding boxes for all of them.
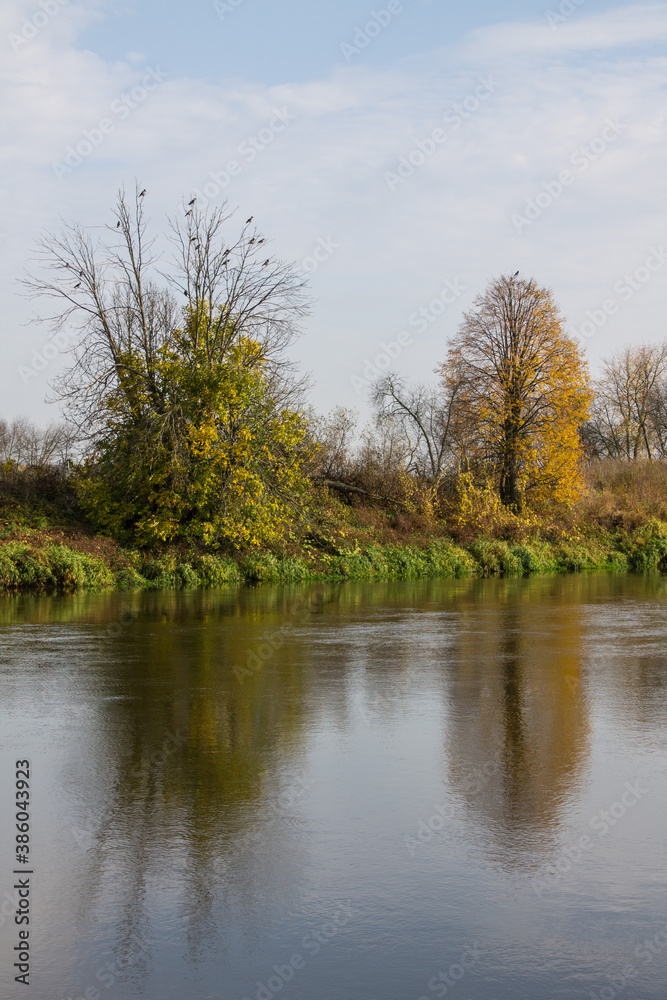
[3,460,667,595]
[2,525,667,595]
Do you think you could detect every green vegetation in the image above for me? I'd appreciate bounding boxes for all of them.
[0,523,664,595]
[4,458,667,594]
[5,190,667,596]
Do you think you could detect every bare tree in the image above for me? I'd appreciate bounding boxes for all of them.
[585,343,667,460]
[20,186,309,439]
[306,405,358,480]
[357,414,413,479]
[0,417,75,468]
[370,372,458,481]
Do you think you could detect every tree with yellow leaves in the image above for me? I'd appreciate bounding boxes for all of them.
[23,187,315,549]
[437,274,592,508]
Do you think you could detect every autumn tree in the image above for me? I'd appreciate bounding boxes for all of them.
[584,343,667,461]
[22,187,315,548]
[437,274,592,508]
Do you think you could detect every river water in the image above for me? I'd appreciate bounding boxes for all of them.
[0,574,666,1000]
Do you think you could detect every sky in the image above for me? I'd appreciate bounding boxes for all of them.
[1,0,665,424]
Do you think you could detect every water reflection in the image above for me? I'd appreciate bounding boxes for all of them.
[1,575,666,1000]
[443,583,593,864]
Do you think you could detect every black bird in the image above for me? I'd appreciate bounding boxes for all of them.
[258,238,265,244]
[79,270,84,277]
[183,290,189,298]
[246,216,253,224]
[513,270,519,277]
[74,282,81,288]
[116,221,121,228]
[188,197,196,206]
[185,210,193,216]
[249,238,255,244]
[262,259,270,266]
[65,262,70,268]
[139,189,146,197]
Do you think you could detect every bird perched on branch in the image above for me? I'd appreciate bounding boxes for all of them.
[246,216,253,224]
[188,197,196,206]
[116,221,121,228]
[513,270,520,277]
[139,189,146,197]
[74,282,81,288]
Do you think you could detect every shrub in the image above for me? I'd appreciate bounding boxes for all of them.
[0,541,113,593]
[625,518,667,573]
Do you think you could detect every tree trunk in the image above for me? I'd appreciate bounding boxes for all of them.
[500,461,520,508]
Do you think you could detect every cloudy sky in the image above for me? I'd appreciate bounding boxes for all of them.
[1,0,665,423]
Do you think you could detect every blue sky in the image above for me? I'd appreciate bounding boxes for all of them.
[1,0,665,422]
[77,0,616,86]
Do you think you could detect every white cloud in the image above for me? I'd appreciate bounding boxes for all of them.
[0,1,665,421]
[463,3,667,57]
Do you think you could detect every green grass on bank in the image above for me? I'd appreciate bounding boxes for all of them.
[3,522,667,595]
[4,458,667,595]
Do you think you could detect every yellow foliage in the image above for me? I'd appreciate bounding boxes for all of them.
[439,275,592,510]
[78,330,315,551]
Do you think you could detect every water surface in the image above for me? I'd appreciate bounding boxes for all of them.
[1,575,666,1000]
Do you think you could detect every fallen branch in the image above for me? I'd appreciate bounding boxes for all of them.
[321,479,410,510]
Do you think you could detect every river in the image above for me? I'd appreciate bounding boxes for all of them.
[1,574,666,999]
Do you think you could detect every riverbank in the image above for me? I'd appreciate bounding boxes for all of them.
[2,520,666,594]
[3,459,667,594]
